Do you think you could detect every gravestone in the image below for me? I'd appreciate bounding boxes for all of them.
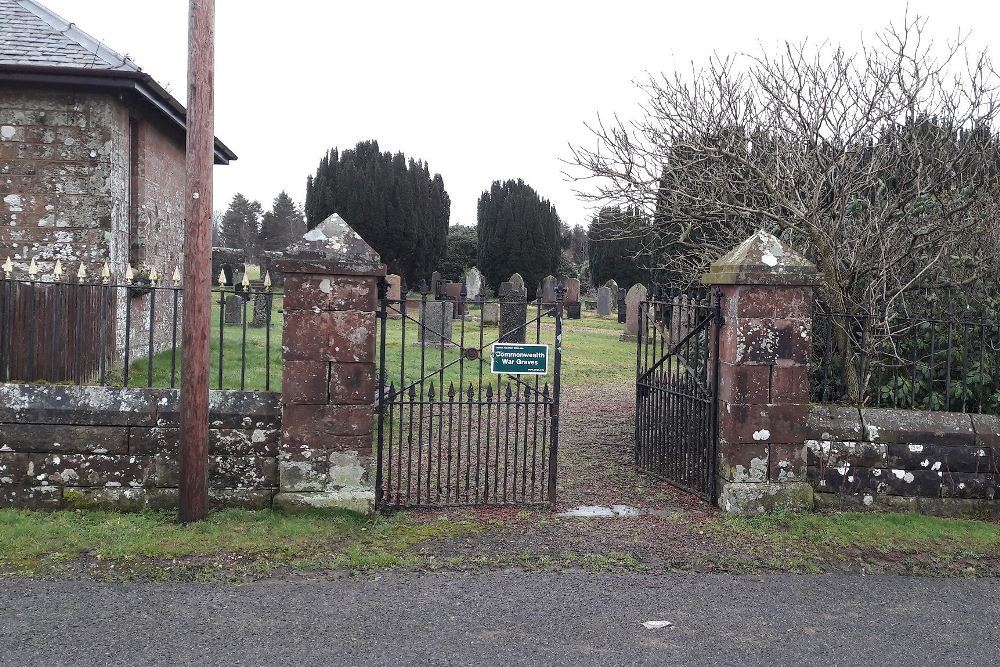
[509,272,525,295]
[596,286,613,316]
[430,271,441,296]
[250,291,271,327]
[564,278,581,303]
[386,274,402,319]
[620,284,648,341]
[418,300,454,347]
[565,278,581,319]
[481,302,500,325]
[617,288,627,324]
[541,275,557,304]
[442,281,467,317]
[464,267,482,300]
[498,281,527,343]
[224,294,243,325]
[604,279,618,296]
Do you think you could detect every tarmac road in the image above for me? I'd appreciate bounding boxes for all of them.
[2,571,998,666]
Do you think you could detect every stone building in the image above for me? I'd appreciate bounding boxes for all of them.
[0,0,236,372]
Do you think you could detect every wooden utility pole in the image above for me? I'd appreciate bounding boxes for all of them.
[179,0,215,522]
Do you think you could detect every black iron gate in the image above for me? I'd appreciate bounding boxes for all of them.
[375,281,562,510]
[635,289,722,502]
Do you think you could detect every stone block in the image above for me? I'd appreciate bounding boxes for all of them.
[0,486,61,510]
[770,365,809,403]
[940,473,996,500]
[210,456,278,489]
[718,442,769,483]
[971,413,1000,448]
[717,481,814,516]
[279,455,329,493]
[861,408,975,446]
[717,364,771,404]
[0,453,30,484]
[769,443,808,482]
[30,453,154,488]
[886,442,992,474]
[723,285,813,319]
[282,274,377,312]
[328,450,371,490]
[806,439,887,470]
[128,427,280,457]
[818,466,888,495]
[282,361,330,404]
[806,405,864,441]
[282,310,376,362]
[719,318,810,365]
[328,363,376,405]
[62,487,178,512]
[273,490,374,514]
[209,489,275,511]
[0,424,128,455]
[883,468,942,497]
[719,403,809,445]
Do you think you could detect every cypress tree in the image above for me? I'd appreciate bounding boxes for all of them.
[303,141,450,285]
[476,179,561,297]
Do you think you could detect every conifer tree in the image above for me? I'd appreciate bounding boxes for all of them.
[476,179,561,296]
[219,193,263,260]
[260,191,306,253]
[303,140,450,284]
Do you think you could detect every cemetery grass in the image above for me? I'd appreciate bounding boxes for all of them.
[126,304,636,392]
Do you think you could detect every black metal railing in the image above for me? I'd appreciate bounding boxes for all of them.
[812,308,1000,414]
[635,289,721,502]
[0,267,282,390]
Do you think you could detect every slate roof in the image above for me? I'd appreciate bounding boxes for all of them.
[0,0,140,72]
[0,0,237,164]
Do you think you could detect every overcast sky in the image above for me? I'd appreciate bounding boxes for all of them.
[43,0,999,228]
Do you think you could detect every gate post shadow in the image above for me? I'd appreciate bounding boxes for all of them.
[272,213,386,513]
[703,230,821,516]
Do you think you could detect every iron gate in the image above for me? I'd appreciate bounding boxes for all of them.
[635,289,722,501]
[375,281,562,509]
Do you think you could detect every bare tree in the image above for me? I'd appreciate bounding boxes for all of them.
[569,15,1000,310]
[569,15,1000,401]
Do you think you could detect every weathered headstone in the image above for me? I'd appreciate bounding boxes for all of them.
[418,300,454,347]
[430,271,441,296]
[464,267,482,300]
[596,286,613,316]
[617,288,627,324]
[604,279,618,295]
[565,278,581,319]
[509,272,525,295]
[386,273,402,319]
[620,284,648,341]
[498,282,527,343]
[442,281,467,317]
[564,278,581,303]
[224,294,243,325]
[250,291,271,327]
[541,275,557,304]
[481,302,500,325]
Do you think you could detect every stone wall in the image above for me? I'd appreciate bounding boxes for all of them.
[0,384,279,511]
[0,85,189,361]
[807,405,999,517]
[0,88,124,277]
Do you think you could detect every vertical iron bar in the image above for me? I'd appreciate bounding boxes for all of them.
[147,286,156,387]
[217,285,225,389]
[548,287,563,504]
[374,277,389,508]
[171,285,180,389]
[123,285,132,387]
